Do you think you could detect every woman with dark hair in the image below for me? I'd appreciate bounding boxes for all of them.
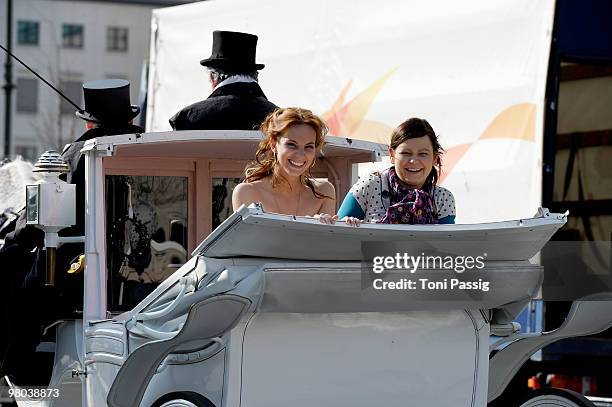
[232,107,337,224]
[337,118,455,225]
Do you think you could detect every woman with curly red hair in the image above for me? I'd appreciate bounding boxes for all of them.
[232,107,337,224]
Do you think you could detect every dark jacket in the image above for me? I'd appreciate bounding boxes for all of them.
[61,124,144,236]
[169,82,278,131]
[0,123,144,277]
[0,124,143,380]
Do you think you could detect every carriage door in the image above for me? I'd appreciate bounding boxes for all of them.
[105,160,194,311]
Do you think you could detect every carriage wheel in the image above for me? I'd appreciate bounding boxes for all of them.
[518,388,596,407]
[153,392,215,407]
[158,401,200,407]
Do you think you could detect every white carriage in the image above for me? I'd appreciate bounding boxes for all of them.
[8,131,612,407]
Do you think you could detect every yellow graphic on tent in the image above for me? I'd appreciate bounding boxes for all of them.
[322,71,536,183]
[322,68,397,144]
[439,103,536,183]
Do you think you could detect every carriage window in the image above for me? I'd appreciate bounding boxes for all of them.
[212,178,242,229]
[106,175,188,310]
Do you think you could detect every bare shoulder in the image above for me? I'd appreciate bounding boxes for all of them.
[234,182,267,198]
[232,182,264,210]
[312,178,336,196]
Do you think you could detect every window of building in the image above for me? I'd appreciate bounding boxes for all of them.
[15,145,39,162]
[60,80,82,115]
[107,27,128,52]
[16,78,38,113]
[62,24,84,49]
[17,21,39,45]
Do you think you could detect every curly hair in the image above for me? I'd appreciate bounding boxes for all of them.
[244,107,330,199]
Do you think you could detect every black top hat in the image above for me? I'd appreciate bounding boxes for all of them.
[75,79,140,124]
[200,31,265,71]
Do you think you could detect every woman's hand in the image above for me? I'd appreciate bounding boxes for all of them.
[314,213,338,225]
[342,216,362,227]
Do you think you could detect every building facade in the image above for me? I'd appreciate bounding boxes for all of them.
[0,0,196,161]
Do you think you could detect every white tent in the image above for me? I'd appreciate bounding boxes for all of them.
[147,0,555,223]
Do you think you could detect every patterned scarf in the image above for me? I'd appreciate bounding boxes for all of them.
[377,167,439,224]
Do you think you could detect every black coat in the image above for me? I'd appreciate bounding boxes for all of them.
[0,123,143,380]
[0,123,145,281]
[61,124,144,236]
[169,82,278,131]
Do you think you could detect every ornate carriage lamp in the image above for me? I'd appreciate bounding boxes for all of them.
[26,150,76,286]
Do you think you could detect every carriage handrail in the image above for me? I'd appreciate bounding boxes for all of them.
[130,276,194,322]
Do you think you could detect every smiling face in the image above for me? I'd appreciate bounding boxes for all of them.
[272,124,317,179]
[389,135,436,189]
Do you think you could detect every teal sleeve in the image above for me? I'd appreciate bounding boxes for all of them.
[337,193,365,219]
[438,215,455,224]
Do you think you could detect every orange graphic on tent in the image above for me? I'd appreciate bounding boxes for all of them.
[322,68,397,145]
[439,103,536,183]
[322,70,536,183]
